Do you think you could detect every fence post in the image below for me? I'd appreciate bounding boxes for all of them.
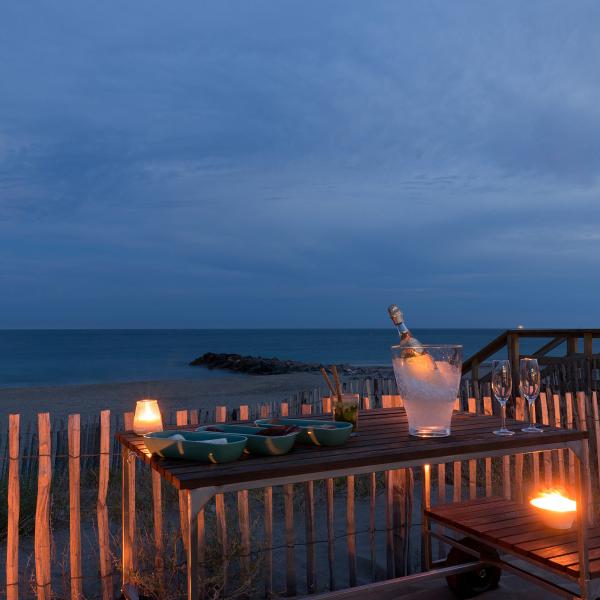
[97,410,112,600]
[35,412,52,600]
[68,415,82,600]
[6,414,20,600]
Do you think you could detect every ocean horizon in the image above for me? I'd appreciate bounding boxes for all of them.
[0,328,525,389]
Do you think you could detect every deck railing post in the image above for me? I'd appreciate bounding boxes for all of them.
[508,333,520,415]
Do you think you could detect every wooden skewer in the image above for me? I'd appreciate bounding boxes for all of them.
[330,365,343,402]
[320,368,337,397]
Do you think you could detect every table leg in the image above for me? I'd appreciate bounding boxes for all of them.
[421,465,432,571]
[572,442,591,599]
[187,488,217,600]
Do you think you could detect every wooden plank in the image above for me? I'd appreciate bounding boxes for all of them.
[576,392,594,524]
[385,470,394,578]
[540,393,553,487]
[422,464,431,568]
[176,411,189,553]
[215,492,228,594]
[514,396,525,501]
[467,397,477,499]
[553,394,566,487]
[237,489,251,582]
[322,396,332,414]
[347,475,357,587]
[197,507,205,600]
[326,478,335,590]
[502,455,511,500]
[369,472,377,582]
[301,404,312,416]
[438,463,446,502]
[566,392,576,486]
[215,406,227,422]
[238,405,249,421]
[453,461,461,502]
[284,483,297,596]
[68,415,82,600]
[281,402,289,417]
[591,391,600,503]
[123,412,137,575]
[35,413,52,600]
[483,397,493,497]
[304,481,316,593]
[264,487,273,597]
[97,410,112,600]
[151,471,164,584]
[6,414,20,600]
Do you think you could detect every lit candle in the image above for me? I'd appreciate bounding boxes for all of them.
[530,490,576,530]
[133,399,163,435]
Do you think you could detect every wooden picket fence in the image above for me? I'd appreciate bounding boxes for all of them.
[2,382,600,599]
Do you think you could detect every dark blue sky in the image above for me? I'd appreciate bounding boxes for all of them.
[1,2,600,328]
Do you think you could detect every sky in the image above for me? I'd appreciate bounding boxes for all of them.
[1,1,600,329]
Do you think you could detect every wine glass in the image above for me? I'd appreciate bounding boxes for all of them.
[520,357,543,433]
[491,360,514,436]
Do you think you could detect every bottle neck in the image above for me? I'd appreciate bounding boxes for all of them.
[395,322,411,339]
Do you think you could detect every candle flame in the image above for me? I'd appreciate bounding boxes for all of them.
[530,490,576,513]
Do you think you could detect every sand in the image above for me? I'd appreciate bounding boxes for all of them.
[0,371,325,421]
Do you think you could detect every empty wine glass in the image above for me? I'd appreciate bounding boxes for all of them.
[491,359,514,436]
[520,357,543,433]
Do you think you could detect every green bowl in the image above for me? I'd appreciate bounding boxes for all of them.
[143,430,247,463]
[197,424,299,456]
[254,418,353,447]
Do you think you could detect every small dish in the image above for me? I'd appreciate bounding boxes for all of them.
[143,430,247,463]
[197,424,300,456]
[254,417,353,447]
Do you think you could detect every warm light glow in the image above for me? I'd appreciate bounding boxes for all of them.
[530,490,576,530]
[530,491,576,513]
[133,399,163,435]
[404,353,437,377]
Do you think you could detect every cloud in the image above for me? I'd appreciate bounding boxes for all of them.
[1,0,600,327]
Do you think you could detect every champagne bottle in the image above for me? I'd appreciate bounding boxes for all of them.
[387,305,424,353]
[387,305,436,366]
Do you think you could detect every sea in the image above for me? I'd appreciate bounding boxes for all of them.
[0,328,522,389]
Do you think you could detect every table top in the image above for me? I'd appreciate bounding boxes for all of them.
[116,408,587,491]
[427,497,600,579]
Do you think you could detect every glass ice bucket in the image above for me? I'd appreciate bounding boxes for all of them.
[391,344,463,437]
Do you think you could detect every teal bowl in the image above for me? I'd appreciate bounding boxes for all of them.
[254,418,353,447]
[143,430,247,463]
[197,424,300,456]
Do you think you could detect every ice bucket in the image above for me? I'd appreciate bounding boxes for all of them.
[391,344,463,437]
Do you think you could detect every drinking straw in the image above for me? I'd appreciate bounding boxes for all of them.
[319,367,337,397]
[330,365,343,403]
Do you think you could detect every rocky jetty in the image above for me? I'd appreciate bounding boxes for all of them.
[189,352,392,377]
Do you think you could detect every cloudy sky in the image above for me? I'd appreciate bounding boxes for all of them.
[1,1,599,328]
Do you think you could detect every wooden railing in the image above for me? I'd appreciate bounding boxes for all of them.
[2,381,600,599]
[462,328,600,398]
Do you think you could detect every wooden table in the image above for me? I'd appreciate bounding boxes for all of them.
[116,408,591,599]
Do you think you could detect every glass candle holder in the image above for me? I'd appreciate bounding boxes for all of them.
[133,399,163,435]
[391,345,462,437]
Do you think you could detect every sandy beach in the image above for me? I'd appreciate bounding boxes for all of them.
[0,371,326,422]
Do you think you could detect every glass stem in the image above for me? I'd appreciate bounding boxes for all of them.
[529,399,534,428]
[501,403,507,431]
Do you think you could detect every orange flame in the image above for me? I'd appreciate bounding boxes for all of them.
[530,490,576,513]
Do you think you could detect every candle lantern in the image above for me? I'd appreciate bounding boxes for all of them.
[391,344,463,437]
[133,399,163,435]
[530,490,576,530]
